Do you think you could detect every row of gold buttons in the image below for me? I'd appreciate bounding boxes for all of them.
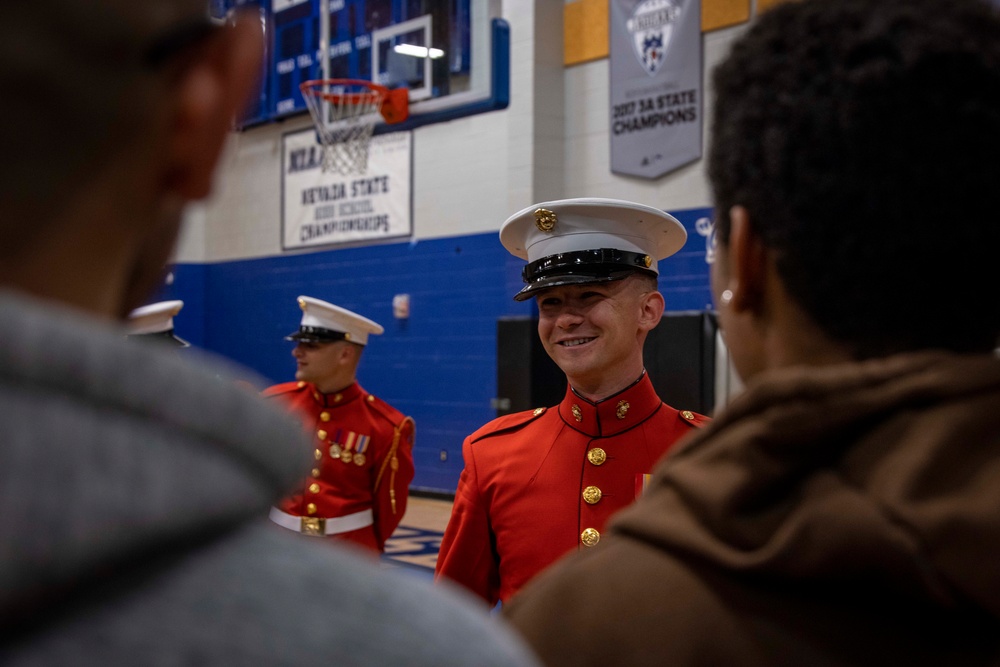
[581,443,607,546]
[307,423,327,515]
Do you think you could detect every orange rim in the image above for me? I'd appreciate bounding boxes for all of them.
[300,79,409,124]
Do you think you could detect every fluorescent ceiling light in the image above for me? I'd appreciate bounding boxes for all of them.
[393,43,444,59]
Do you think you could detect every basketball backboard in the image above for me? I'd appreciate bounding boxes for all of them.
[315,0,509,134]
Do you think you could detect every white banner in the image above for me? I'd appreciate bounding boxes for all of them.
[610,0,702,179]
[281,130,413,250]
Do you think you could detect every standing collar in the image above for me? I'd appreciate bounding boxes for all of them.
[305,381,363,408]
[558,372,663,437]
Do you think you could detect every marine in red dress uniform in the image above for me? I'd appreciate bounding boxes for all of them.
[436,373,706,604]
[265,296,414,553]
[435,198,708,605]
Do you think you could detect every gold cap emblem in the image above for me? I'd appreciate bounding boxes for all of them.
[643,255,652,268]
[581,528,601,547]
[616,400,630,420]
[298,297,307,311]
[571,404,583,422]
[582,486,603,505]
[534,208,557,232]
[587,447,607,466]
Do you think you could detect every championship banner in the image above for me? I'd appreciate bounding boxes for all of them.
[281,130,412,250]
[609,0,702,179]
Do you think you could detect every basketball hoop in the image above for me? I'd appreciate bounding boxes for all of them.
[300,79,409,175]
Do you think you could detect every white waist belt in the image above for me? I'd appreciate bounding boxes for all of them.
[269,507,373,536]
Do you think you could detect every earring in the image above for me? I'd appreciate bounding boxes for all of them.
[720,289,733,306]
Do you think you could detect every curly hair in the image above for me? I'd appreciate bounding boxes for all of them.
[709,0,1000,356]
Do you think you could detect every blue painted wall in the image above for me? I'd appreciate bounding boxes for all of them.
[160,206,714,493]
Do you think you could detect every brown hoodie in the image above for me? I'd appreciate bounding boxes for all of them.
[506,352,1000,666]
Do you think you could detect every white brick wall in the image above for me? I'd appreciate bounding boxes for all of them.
[177,1,746,264]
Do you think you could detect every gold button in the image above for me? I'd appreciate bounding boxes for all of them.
[334,393,342,403]
[581,528,600,547]
[306,503,317,515]
[616,400,629,420]
[311,468,320,478]
[587,448,607,466]
[314,449,322,460]
[681,410,695,420]
[571,404,582,422]
[582,486,602,504]
[533,407,545,416]
[308,483,320,494]
[320,411,331,422]
[296,381,305,388]
[367,395,375,403]
[313,392,321,401]
[317,429,327,440]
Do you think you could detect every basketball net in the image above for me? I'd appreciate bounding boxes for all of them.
[300,79,408,175]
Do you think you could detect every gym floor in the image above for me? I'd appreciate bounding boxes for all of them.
[380,495,454,577]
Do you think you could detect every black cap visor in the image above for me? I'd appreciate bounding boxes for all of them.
[285,326,350,343]
[513,248,655,301]
[513,269,639,301]
[128,329,191,348]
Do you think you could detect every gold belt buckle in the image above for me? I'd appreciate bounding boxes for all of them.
[300,517,326,536]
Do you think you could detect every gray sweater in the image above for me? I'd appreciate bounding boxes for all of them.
[0,291,539,666]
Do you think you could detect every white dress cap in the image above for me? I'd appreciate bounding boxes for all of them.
[499,198,687,300]
[126,300,190,347]
[127,300,184,335]
[291,295,384,346]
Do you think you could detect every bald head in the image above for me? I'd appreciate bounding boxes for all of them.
[0,1,263,316]
[0,1,213,252]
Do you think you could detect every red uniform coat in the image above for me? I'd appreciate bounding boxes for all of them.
[263,380,414,552]
[435,373,707,605]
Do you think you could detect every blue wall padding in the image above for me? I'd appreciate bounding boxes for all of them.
[159,207,713,492]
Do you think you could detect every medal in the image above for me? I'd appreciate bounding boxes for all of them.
[340,431,356,464]
[328,429,343,459]
[353,434,371,467]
